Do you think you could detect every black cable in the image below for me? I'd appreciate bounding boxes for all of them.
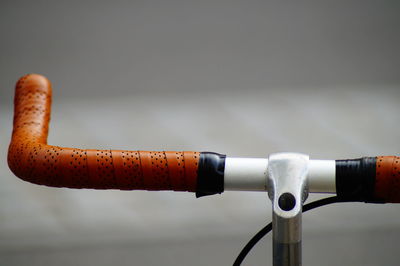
[233,196,345,266]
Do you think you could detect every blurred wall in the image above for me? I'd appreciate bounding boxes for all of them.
[1,0,400,105]
[1,1,400,266]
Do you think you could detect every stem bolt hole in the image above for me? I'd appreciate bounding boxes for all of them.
[278,193,296,211]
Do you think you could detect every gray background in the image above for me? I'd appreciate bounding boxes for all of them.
[1,0,400,265]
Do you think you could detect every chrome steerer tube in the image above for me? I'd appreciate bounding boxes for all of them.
[267,153,310,266]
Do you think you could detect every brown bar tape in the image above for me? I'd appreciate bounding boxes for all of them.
[8,74,200,192]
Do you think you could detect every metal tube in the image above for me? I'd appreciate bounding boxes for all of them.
[273,214,302,266]
[267,153,309,266]
[224,157,335,193]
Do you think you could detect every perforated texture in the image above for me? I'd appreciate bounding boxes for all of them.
[8,74,199,192]
[375,156,400,203]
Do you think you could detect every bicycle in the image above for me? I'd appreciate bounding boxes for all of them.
[8,74,400,266]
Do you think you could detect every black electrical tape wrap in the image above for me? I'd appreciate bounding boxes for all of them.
[335,157,381,203]
[196,152,226,197]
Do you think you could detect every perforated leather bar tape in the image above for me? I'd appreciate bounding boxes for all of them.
[375,156,400,203]
[8,74,225,194]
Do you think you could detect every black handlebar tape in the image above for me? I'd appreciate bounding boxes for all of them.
[196,152,226,197]
[336,157,379,202]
